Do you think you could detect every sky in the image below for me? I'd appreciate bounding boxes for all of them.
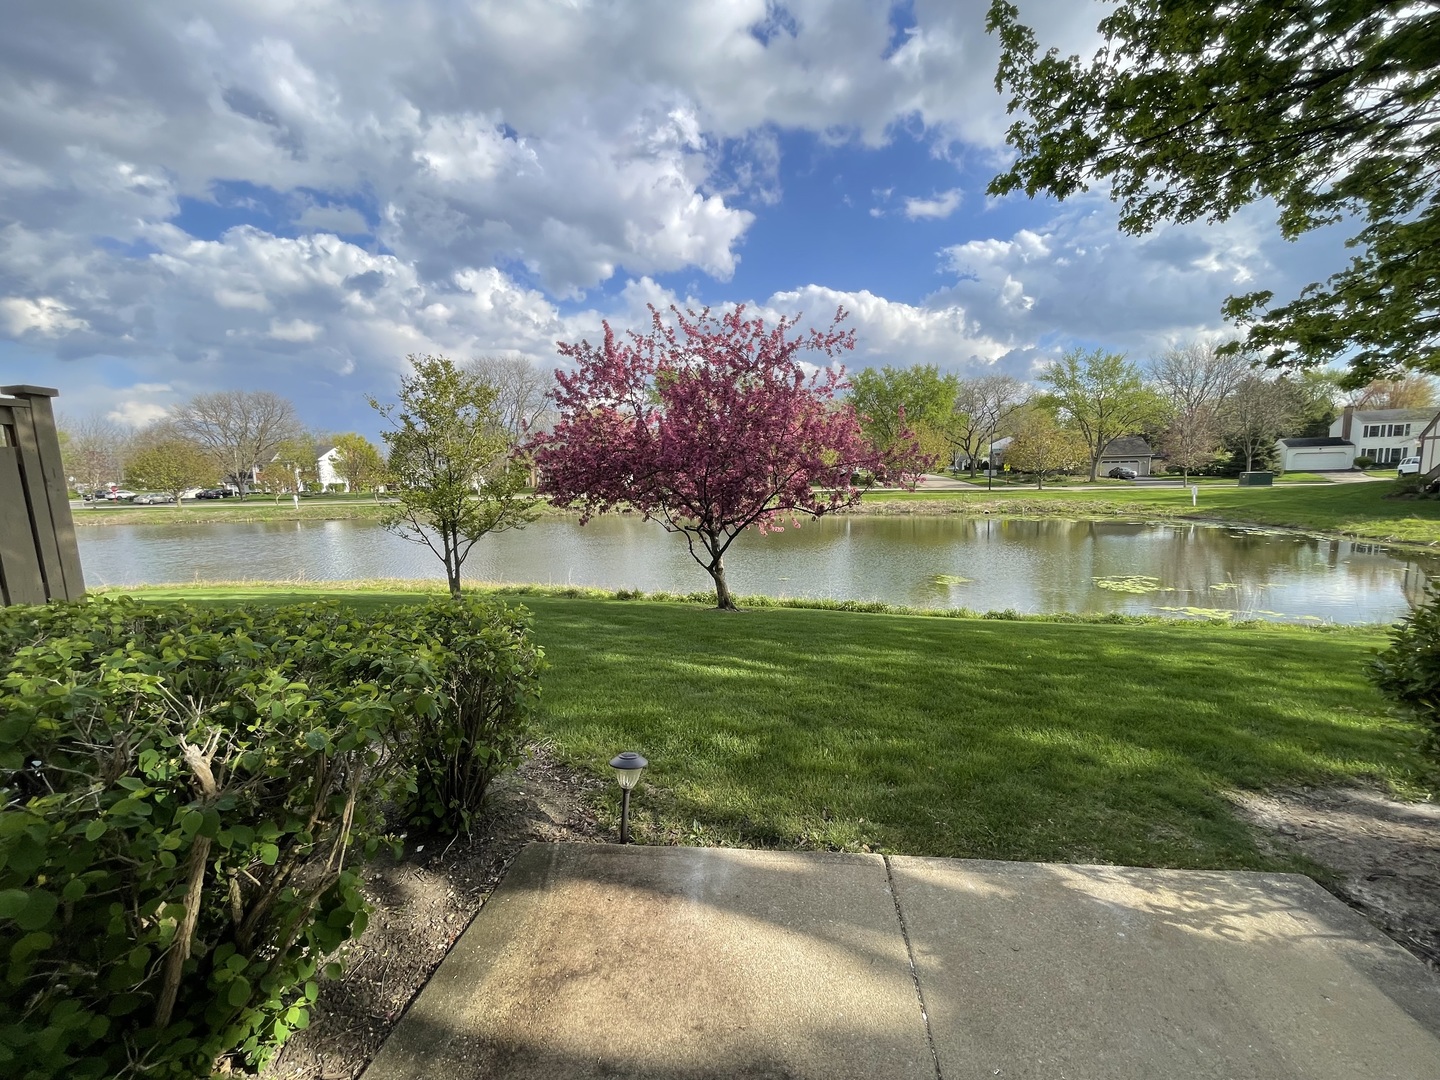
[0,0,1352,441]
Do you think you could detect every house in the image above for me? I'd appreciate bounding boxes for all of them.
[1275,406,1438,471]
[317,446,349,492]
[1331,406,1435,466]
[1097,436,1156,476]
[1275,436,1355,472]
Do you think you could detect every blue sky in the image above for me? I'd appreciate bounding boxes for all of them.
[0,0,1345,440]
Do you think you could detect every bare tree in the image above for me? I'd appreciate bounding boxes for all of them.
[1150,342,1251,481]
[466,355,556,440]
[1344,375,1437,410]
[57,412,131,493]
[169,391,303,497]
[1222,376,1303,472]
[948,374,1029,476]
[1157,406,1221,481]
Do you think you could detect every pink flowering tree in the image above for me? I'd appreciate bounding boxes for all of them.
[530,304,920,610]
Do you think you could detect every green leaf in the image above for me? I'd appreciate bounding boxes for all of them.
[304,730,328,751]
[83,818,108,842]
[258,843,280,866]
[227,976,252,1007]
[0,890,27,920]
[13,890,57,932]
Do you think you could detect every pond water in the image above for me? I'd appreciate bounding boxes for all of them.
[76,514,1438,624]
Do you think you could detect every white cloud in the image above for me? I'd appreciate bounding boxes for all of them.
[268,317,322,343]
[903,188,962,220]
[0,297,89,336]
[934,198,1352,359]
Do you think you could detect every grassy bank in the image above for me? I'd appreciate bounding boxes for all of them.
[117,584,1430,873]
[70,497,395,527]
[77,479,1440,551]
[862,479,1440,547]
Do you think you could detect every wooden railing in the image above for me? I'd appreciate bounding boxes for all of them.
[0,385,84,604]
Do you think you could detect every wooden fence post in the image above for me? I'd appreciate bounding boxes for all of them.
[0,385,84,604]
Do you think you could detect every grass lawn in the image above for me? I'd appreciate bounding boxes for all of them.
[864,479,1440,546]
[120,584,1432,875]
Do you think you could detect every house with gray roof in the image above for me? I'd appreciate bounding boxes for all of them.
[1097,435,1156,476]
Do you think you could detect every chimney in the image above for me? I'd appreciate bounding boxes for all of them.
[1341,405,1354,441]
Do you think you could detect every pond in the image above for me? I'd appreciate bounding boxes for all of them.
[76,514,1438,624]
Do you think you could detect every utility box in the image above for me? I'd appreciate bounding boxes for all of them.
[0,385,84,605]
[1237,471,1274,487]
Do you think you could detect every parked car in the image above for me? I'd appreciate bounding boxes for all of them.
[1107,467,1138,480]
[195,488,233,499]
[1398,457,1422,476]
[131,493,171,504]
[104,489,137,501]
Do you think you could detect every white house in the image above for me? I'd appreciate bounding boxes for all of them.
[1276,406,1438,471]
[1331,406,1435,466]
[317,447,349,492]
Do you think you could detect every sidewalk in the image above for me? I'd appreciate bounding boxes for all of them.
[362,844,1440,1080]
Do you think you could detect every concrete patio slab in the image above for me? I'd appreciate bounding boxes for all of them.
[362,844,935,1079]
[362,844,1440,1080]
[889,857,1440,1080]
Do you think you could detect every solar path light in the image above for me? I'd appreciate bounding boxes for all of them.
[610,751,648,843]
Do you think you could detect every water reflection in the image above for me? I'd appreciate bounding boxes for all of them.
[77,515,1439,624]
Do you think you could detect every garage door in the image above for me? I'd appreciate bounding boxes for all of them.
[1104,459,1147,475]
[1289,449,1352,471]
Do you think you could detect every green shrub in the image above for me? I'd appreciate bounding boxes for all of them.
[1370,589,1440,763]
[0,595,540,1079]
[1354,455,1377,469]
[396,600,544,836]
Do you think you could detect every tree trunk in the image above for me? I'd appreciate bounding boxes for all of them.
[443,528,463,598]
[1088,452,1100,482]
[708,554,738,611]
[1036,473,1043,490]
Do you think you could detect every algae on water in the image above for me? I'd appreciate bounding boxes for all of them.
[1093,575,1164,594]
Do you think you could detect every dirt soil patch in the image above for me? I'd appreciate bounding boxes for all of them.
[1230,785,1440,971]
[259,746,609,1080]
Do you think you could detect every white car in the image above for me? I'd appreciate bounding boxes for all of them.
[1398,457,1422,476]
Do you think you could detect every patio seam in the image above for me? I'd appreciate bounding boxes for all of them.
[884,853,943,1080]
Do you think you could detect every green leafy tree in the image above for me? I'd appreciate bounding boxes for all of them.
[1004,405,1088,489]
[988,0,1440,383]
[1040,348,1168,481]
[124,439,211,504]
[330,433,388,498]
[271,434,326,493]
[848,364,957,466]
[370,355,537,599]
